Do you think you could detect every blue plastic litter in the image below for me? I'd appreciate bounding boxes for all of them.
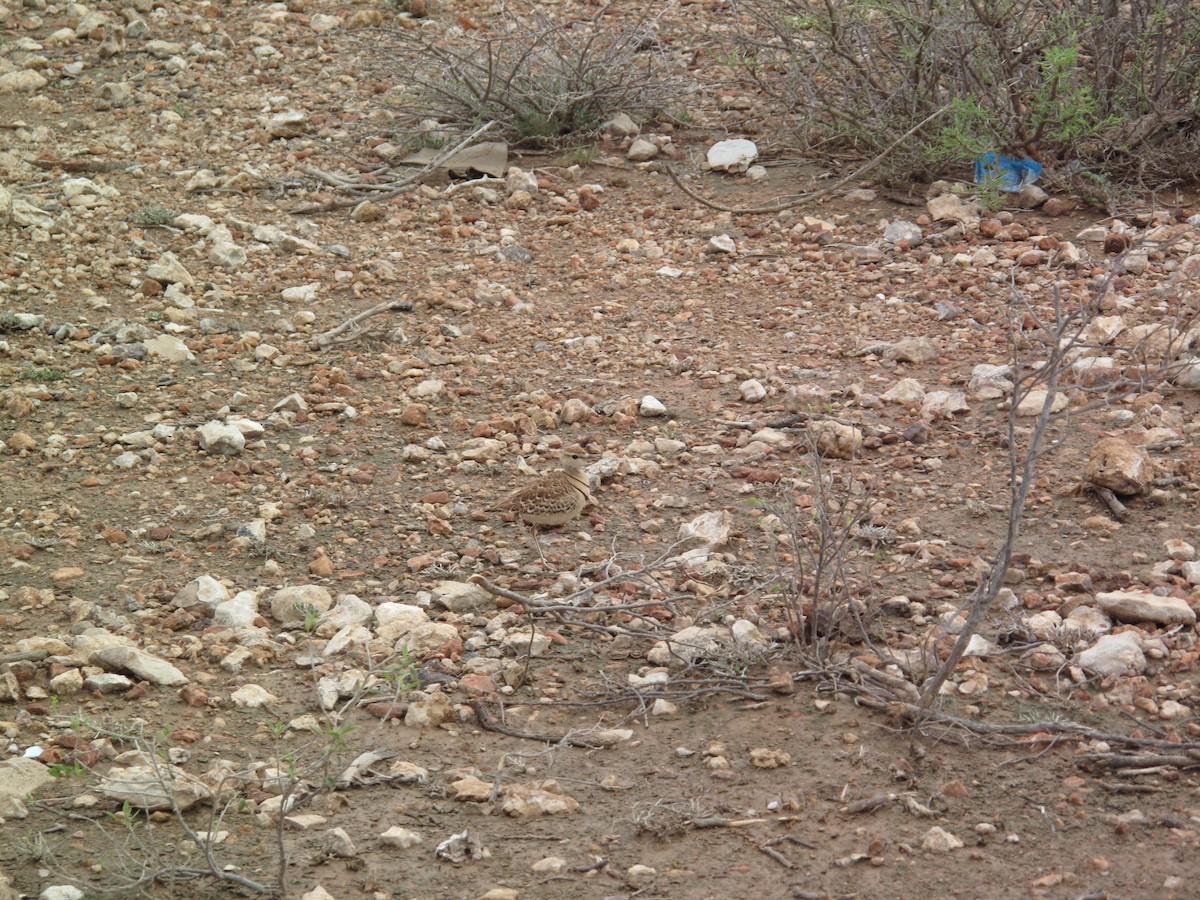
[974,152,1042,191]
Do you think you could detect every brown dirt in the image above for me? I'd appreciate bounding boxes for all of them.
[1,1,1199,899]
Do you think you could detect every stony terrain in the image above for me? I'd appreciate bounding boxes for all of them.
[2,1,1200,898]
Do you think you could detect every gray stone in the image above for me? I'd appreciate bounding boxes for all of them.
[431,580,491,614]
[605,113,639,137]
[883,220,923,244]
[83,673,134,693]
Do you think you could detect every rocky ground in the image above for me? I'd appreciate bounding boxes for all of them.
[2,1,1200,898]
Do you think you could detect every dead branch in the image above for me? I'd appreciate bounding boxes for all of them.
[291,120,495,214]
[1090,484,1127,519]
[661,104,950,215]
[309,299,413,349]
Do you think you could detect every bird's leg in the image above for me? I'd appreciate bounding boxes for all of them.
[522,521,548,568]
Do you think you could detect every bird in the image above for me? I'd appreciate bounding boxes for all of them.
[491,450,593,563]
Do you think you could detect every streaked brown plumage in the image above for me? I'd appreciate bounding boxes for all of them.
[492,452,593,527]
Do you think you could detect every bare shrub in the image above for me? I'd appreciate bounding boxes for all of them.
[366,3,684,148]
[730,0,1200,188]
[768,439,879,662]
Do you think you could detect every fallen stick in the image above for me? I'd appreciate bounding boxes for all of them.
[309,299,412,349]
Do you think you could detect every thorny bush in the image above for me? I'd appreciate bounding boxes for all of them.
[731,0,1200,191]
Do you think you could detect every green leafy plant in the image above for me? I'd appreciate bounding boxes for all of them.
[18,366,68,383]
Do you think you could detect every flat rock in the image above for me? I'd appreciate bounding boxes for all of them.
[706,139,758,173]
[0,757,54,808]
[99,764,211,811]
[1096,590,1195,626]
[91,646,189,686]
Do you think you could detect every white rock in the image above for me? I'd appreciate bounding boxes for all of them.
[282,283,319,302]
[231,684,279,708]
[921,390,968,417]
[90,646,188,686]
[927,194,979,226]
[40,888,84,900]
[679,510,731,548]
[0,71,49,93]
[921,826,964,852]
[1095,590,1196,626]
[214,590,259,627]
[374,603,430,641]
[639,395,667,417]
[197,421,245,455]
[143,334,194,362]
[1085,437,1152,496]
[1077,631,1147,676]
[708,234,736,254]
[883,220,922,244]
[706,139,758,173]
[1015,389,1068,417]
[309,14,342,32]
[380,826,423,849]
[626,138,658,162]
[605,113,639,137]
[882,378,925,404]
[266,110,310,138]
[146,251,194,287]
[99,764,211,811]
[811,420,863,459]
[172,574,230,609]
[739,378,766,402]
[208,241,246,270]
